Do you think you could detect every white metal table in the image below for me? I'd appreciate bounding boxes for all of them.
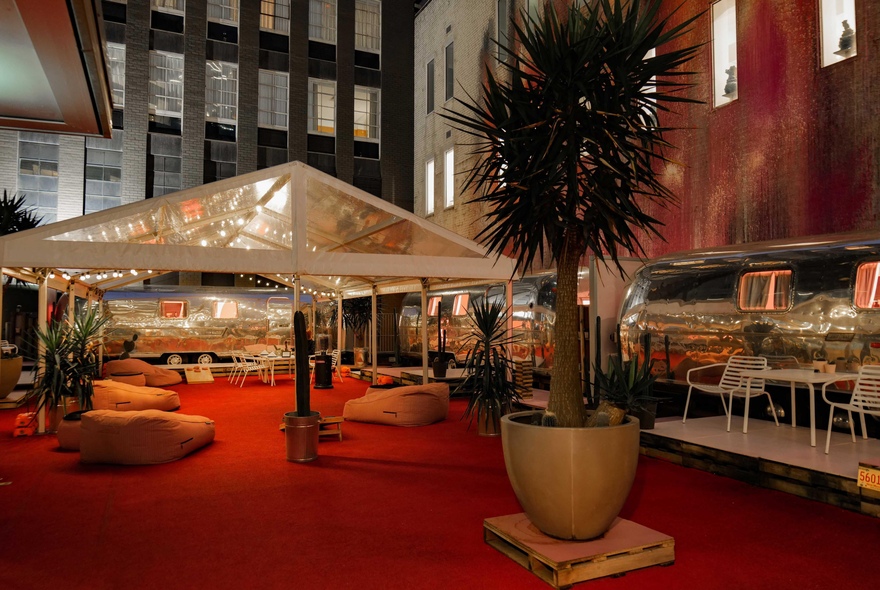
[741,368,857,447]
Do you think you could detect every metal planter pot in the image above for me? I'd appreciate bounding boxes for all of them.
[284,411,320,462]
[501,410,640,541]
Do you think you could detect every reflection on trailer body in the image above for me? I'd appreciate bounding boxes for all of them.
[619,231,880,385]
[398,275,557,371]
[103,287,311,364]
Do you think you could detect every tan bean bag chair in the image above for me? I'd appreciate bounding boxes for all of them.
[80,409,215,465]
[343,383,449,427]
[92,380,181,411]
[103,359,183,387]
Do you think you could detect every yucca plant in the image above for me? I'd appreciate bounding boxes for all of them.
[28,305,108,415]
[442,0,701,427]
[458,299,523,432]
[589,353,658,427]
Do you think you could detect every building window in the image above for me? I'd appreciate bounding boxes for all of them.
[259,70,289,130]
[149,135,182,198]
[854,262,880,309]
[355,0,381,52]
[425,159,435,215]
[426,59,435,114]
[711,0,737,107]
[354,86,379,140]
[452,293,469,316]
[207,0,238,24]
[160,300,187,318]
[445,42,454,101]
[85,130,124,214]
[260,0,290,34]
[496,0,509,62]
[17,132,59,223]
[308,79,336,135]
[820,0,856,67]
[205,61,238,124]
[106,43,125,110]
[152,0,184,14]
[444,148,454,208]
[309,0,337,44]
[737,270,792,311]
[428,296,441,316]
[149,51,184,118]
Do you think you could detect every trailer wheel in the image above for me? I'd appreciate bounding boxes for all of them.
[197,353,214,365]
[166,354,184,365]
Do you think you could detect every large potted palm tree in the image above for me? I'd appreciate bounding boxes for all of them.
[443,0,700,540]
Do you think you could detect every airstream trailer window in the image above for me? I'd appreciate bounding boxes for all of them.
[212,300,238,319]
[452,294,469,316]
[160,300,187,318]
[853,262,880,309]
[737,270,792,311]
[427,296,441,316]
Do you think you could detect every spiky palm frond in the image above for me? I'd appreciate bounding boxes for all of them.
[0,190,43,236]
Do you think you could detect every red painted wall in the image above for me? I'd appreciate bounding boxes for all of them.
[644,0,880,258]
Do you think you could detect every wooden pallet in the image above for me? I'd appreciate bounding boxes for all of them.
[484,514,674,588]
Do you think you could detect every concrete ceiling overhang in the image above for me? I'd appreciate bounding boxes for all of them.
[0,0,113,137]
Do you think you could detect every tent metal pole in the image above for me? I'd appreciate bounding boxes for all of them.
[294,275,301,313]
[371,285,378,385]
[37,272,48,434]
[337,293,343,358]
[420,279,428,383]
[67,282,75,325]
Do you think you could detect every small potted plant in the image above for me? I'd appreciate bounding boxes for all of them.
[590,353,659,429]
[457,299,522,436]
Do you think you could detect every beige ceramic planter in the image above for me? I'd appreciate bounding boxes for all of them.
[0,356,22,399]
[501,410,640,540]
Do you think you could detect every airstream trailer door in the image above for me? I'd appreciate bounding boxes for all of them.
[266,297,293,349]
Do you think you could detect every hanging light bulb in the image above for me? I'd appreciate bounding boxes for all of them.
[48,272,55,279]
[131,269,138,276]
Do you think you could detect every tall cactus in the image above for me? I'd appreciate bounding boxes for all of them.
[294,311,310,417]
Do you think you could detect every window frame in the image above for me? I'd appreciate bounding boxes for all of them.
[258,69,289,130]
[819,0,857,67]
[853,261,880,310]
[260,0,291,35]
[445,41,454,101]
[207,0,239,25]
[205,60,239,125]
[309,0,337,44]
[425,159,435,216]
[308,78,336,136]
[106,42,126,110]
[148,50,185,119]
[355,0,381,53]
[212,300,239,319]
[152,0,185,15]
[444,148,454,208]
[426,59,435,114]
[711,0,738,108]
[354,86,380,142]
[736,269,793,312]
[160,300,188,319]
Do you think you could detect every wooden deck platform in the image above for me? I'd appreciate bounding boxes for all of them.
[484,513,674,588]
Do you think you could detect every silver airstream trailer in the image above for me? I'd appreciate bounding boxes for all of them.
[102,287,312,364]
[618,231,880,382]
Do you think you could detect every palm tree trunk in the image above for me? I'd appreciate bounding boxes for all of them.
[547,231,587,428]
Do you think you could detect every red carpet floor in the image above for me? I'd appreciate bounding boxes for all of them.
[0,374,878,589]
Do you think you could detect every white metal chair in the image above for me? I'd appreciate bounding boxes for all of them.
[232,352,267,387]
[823,364,880,454]
[683,355,779,433]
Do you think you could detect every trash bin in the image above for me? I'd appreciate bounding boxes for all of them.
[313,353,333,389]
[284,411,320,462]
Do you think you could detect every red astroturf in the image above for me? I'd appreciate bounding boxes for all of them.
[0,374,878,590]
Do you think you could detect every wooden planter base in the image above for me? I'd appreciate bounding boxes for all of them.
[483,513,674,588]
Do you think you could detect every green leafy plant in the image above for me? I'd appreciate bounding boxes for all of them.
[442,0,701,427]
[588,353,658,427]
[457,299,523,430]
[0,190,42,236]
[28,306,108,414]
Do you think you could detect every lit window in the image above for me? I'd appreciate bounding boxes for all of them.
[854,262,880,309]
[428,296,441,317]
[106,43,125,109]
[452,294,470,316]
[309,0,337,43]
[207,0,238,24]
[355,0,381,52]
[213,300,239,319]
[85,130,124,214]
[496,0,509,62]
[308,79,336,135]
[160,300,188,318]
[445,42,454,101]
[258,70,289,130]
[738,270,792,311]
[17,132,59,223]
[711,0,737,107]
[152,0,184,13]
[820,0,856,67]
[261,0,290,34]
[426,59,435,114]
[205,61,238,124]
[354,86,379,140]
[444,148,454,208]
[425,159,435,215]
[149,51,184,118]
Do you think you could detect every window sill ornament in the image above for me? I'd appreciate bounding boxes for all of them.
[834,20,855,58]
[722,65,737,99]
